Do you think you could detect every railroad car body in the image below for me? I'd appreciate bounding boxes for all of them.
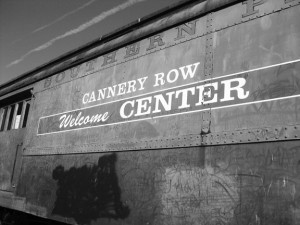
[1,0,300,224]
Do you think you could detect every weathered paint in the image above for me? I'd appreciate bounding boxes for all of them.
[0,129,25,192]
[24,17,207,154]
[23,0,300,155]
[16,141,300,225]
[36,60,299,136]
[1,0,300,224]
[211,3,300,133]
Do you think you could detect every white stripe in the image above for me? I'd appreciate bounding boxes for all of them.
[39,58,300,119]
[37,94,300,135]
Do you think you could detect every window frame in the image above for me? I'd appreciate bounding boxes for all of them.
[0,97,32,132]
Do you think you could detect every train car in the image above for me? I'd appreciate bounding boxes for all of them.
[1,0,300,224]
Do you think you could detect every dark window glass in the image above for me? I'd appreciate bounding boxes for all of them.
[0,107,8,131]
[0,88,32,132]
[22,102,30,128]
[7,105,15,130]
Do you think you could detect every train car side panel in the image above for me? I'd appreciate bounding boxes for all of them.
[210,1,300,136]
[16,141,300,225]
[1,0,300,225]
[0,129,25,192]
[24,17,208,155]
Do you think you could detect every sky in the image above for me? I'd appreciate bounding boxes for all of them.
[0,0,183,86]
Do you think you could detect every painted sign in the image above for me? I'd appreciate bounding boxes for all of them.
[37,59,300,135]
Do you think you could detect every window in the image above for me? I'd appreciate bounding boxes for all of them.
[0,89,32,132]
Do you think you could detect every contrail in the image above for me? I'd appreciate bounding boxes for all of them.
[10,0,97,46]
[33,0,97,33]
[7,0,147,67]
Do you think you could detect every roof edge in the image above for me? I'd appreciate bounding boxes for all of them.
[0,0,241,97]
[0,0,197,89]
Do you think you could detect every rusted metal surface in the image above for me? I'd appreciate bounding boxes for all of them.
[25,16,208,155]
[22,0,300,155]
[212,0,300,76]
[0,191,26,212]
[211,1,300,134]
[1,0,300,224]
[16,141,300,225]
[0,129,25,192]
[24,124,300,155]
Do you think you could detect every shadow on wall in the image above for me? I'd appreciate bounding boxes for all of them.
[51,153,130,224]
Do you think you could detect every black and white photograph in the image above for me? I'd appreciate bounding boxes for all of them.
[1,0,300,224]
